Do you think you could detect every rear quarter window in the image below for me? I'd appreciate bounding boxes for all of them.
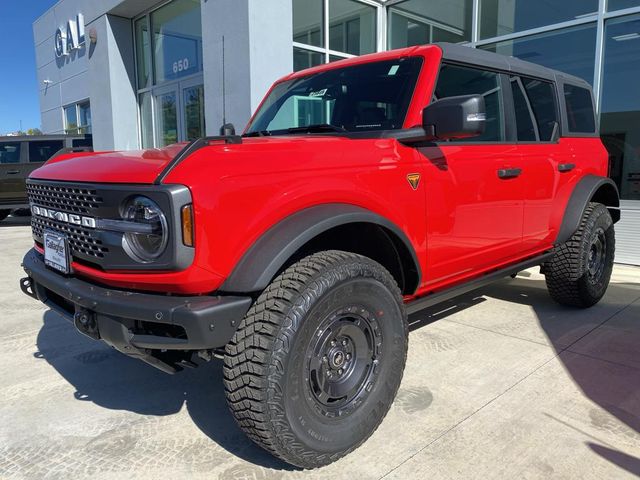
[0,142,21,163]
[564,84,596,134]
[28,140,64,163]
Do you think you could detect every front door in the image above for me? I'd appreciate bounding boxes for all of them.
[422,63,525,287]
[154,78,205,147]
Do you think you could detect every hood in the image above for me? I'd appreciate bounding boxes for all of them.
[30,143,187,184]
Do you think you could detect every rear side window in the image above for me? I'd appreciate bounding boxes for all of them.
[434,64,505,142]
[28,140,64,163]
[564,84,596,133]
[0,142,21,163]
[510,77,537,141]
[522,78,558,141]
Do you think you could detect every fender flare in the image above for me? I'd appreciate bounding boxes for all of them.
[556,175,620,245]
[220,203,421,293]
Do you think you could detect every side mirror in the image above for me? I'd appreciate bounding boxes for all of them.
[219,123,236,136]
[423,94,486,140]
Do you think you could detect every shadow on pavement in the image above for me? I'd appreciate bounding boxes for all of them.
[34,274,640,472]
[480,277,640,474]
[35,311,293,471]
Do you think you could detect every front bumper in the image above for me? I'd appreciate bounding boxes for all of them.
[20,248,252,373]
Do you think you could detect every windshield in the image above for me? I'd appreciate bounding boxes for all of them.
[245,57,423,136]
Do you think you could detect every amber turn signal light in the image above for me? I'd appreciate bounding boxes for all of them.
[181,204,194,247]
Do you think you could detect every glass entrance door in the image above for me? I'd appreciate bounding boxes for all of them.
[181,78,205,142]
[155,87,178,147]
[153,79,205,147]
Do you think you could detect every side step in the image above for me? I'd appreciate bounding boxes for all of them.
[406,252,553,315]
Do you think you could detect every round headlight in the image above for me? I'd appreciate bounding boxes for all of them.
[121,196,168,262]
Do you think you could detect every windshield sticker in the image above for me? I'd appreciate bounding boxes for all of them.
[309,88,328,97]
[388,65,400,76]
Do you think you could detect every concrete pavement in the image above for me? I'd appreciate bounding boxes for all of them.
[0,217,638,479]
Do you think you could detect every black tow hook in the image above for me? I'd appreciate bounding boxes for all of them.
[20,277,38,300]
[74,308,100,341]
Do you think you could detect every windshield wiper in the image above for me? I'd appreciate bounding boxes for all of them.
[243,130,272,137]
[286,124,347,134]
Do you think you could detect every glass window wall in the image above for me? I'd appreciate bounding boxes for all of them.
[388,0,472,48]
[480,24,598,85]
[293,0,323,47]
[293,0,378,71]
[151,0,203,84]
[329,0,376,55]
[64,105,78,135]
[479,0,598,39]
[607,0,640,11]
[600,14,640,200]
[135,16,151,89]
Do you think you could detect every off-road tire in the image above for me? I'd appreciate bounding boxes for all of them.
[223,250,408,468]
[544,202,615,308]
[0,210,10,222]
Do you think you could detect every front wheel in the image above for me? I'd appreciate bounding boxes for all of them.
[544,202,615,308]
[223,251,408,468]
[0,210,10,222]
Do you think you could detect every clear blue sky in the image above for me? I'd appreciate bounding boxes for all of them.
[0,2,58,134]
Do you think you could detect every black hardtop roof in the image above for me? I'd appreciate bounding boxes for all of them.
[435,42,592,90]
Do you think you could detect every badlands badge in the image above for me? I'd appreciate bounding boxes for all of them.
[406,173,421,190]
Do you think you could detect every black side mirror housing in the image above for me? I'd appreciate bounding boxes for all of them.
[220,123,236,136]
[423,94,486,141]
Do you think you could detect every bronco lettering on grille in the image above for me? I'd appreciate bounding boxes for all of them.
[31,205,96,229]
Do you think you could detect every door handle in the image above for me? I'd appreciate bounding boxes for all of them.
[6,170,20,175]
[497,168,522,179]
[558,163,575,172]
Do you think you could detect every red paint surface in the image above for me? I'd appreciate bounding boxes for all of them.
[29,45,609,296]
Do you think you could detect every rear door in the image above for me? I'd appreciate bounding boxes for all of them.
[420,64,525,286]
[0,141,26,203]
[510,76,572,252]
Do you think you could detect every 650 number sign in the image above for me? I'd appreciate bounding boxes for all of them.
[172,58,190,74]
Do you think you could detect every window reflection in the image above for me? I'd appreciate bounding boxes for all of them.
[480,24,597,85]
[480,0,598,39]
[151,0,202,84]
[329,0,376,55]
[600,14,640,200]
[388,0,472,49]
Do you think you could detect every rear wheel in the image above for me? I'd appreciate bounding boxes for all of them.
[0,210,10,222]
[544,202,615,308]
[223,250,408,468]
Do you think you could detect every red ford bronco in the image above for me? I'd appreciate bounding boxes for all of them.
[20,43,619,468]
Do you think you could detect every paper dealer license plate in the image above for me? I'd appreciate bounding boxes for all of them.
[44,230,70,274]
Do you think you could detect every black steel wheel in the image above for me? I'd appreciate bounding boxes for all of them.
[544,202,615,308]
[224,251,408,468]
[305,305,382,418]
[586,227,607,285]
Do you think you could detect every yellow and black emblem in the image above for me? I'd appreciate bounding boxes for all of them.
[406,173,421,190]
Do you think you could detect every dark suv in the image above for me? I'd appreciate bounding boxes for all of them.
[0,135,92,221]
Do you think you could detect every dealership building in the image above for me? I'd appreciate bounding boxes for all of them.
[33,0,640,264]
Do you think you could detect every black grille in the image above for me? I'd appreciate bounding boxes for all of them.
[26,183,103,215]
[27,181,108,260]
[31,216,108,258]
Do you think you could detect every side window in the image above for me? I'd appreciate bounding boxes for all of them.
[434,64,505,142]
[522,78,558,141]
[0,142,21,164]
[510,77,537,141]
[564,84,596,133]
[28,140,64,163]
